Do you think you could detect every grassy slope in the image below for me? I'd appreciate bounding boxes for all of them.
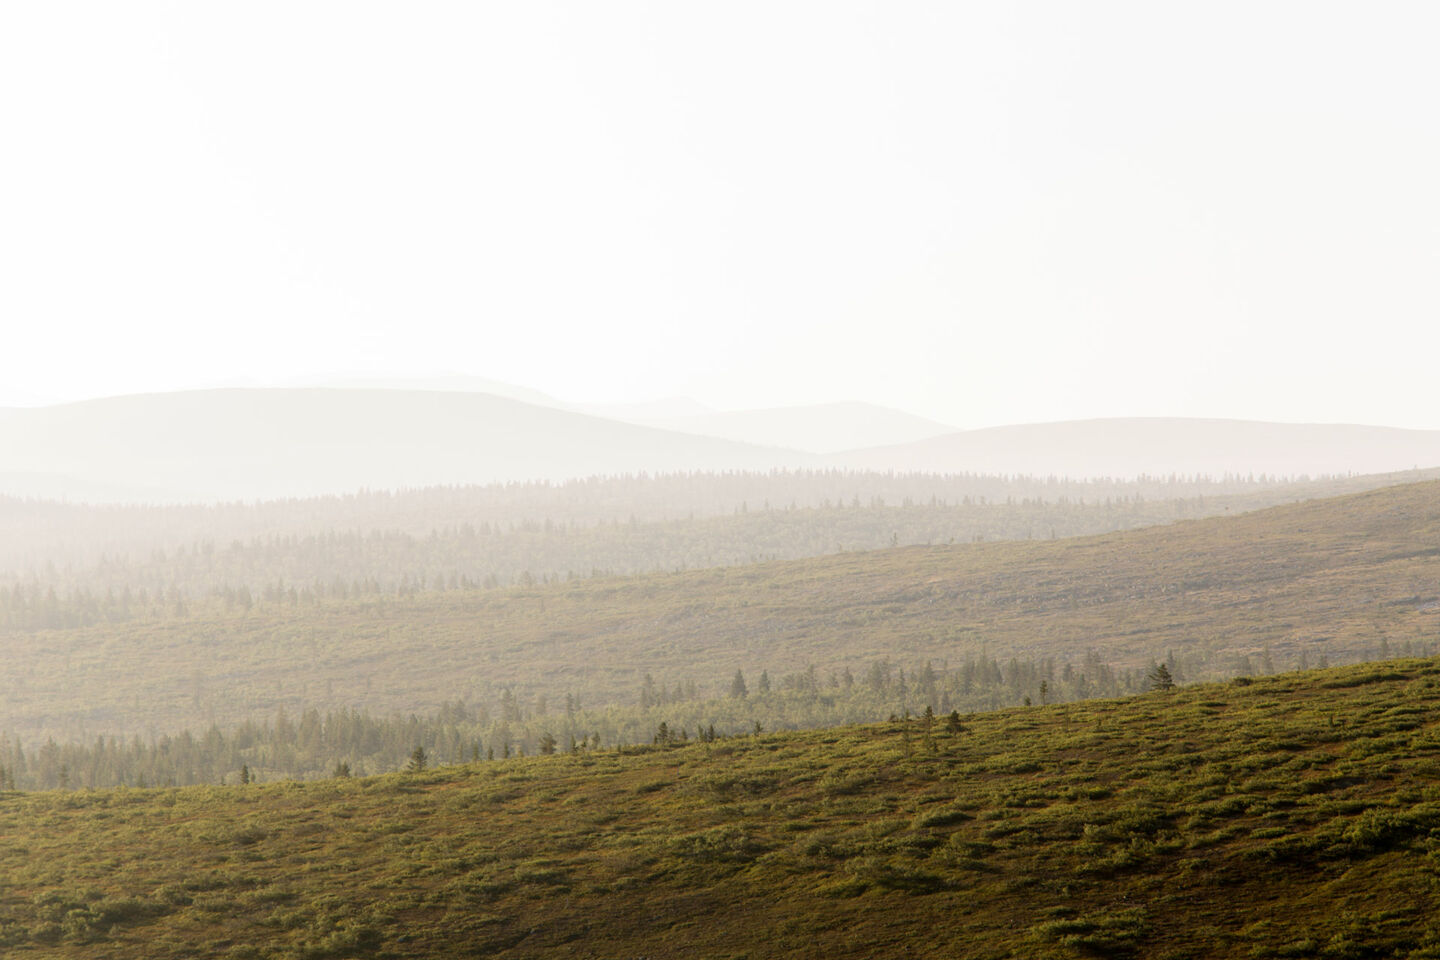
[5,479,1440,744]
[4,659,1440,958]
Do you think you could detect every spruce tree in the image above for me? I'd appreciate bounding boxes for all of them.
[1147,663,1176,691]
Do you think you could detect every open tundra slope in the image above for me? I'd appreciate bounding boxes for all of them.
[4,478,1439,745]
[3,660,1440,958]
[835,416,1440,479]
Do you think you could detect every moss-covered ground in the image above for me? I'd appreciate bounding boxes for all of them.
[4,658,1440,958]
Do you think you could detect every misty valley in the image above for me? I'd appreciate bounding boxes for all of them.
[3,423,1440,957]
[8,1,1439,953]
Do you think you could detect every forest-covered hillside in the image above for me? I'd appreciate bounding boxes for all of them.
[5,467,1432,617]
[4,478,1438,754]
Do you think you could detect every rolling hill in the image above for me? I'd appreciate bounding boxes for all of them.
[2,659,1439,958]
[300,376,953,451]
[5,477,1438,747]
[12,389,1440,507]
[835,417,1440,478]
[628,401,956,454]
[0,389,820,502]
[12,467,1439,600]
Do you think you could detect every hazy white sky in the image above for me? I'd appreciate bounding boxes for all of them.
[2,2,1437,429]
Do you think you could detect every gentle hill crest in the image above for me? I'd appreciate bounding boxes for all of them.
[5,477,1438,745]
[834,416,1440,478]
[292,375,948,450]
[15,467,1435,591]
[12,390,1440,504]
[627,401,956,454]
[0,388,821,502]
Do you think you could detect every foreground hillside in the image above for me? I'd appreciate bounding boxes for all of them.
[5,479,1439,745]
[3,660,1440,958]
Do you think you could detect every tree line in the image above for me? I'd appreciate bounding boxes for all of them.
[8,629,1427,793]
[3,466,1407,632]
[0,650,1189,790]
[6,466,1385,572]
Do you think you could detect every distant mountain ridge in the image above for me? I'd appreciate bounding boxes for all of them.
[0,388,820,503]
[833,417,1440,478]
[629,401,956,454]
[299,375,950,452]
[5,388,1440,503]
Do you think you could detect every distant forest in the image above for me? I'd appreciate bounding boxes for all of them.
[5,471,1439,790]
[3,468,1427,625]
[0,650,1192,789]
[7,637,1430,792]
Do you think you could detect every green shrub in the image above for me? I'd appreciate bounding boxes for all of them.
[912,806,972,829]
[672,826,767,863]
[847,857,948,893]
[1032,906,1149,955]
[819,770,875,797]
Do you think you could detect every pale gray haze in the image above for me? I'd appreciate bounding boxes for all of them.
[3,2,1438,471]
[11,0,1440,851]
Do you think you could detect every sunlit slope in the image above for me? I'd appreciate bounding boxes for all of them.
[4,660,1440,958]
[5,479,1439,744]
